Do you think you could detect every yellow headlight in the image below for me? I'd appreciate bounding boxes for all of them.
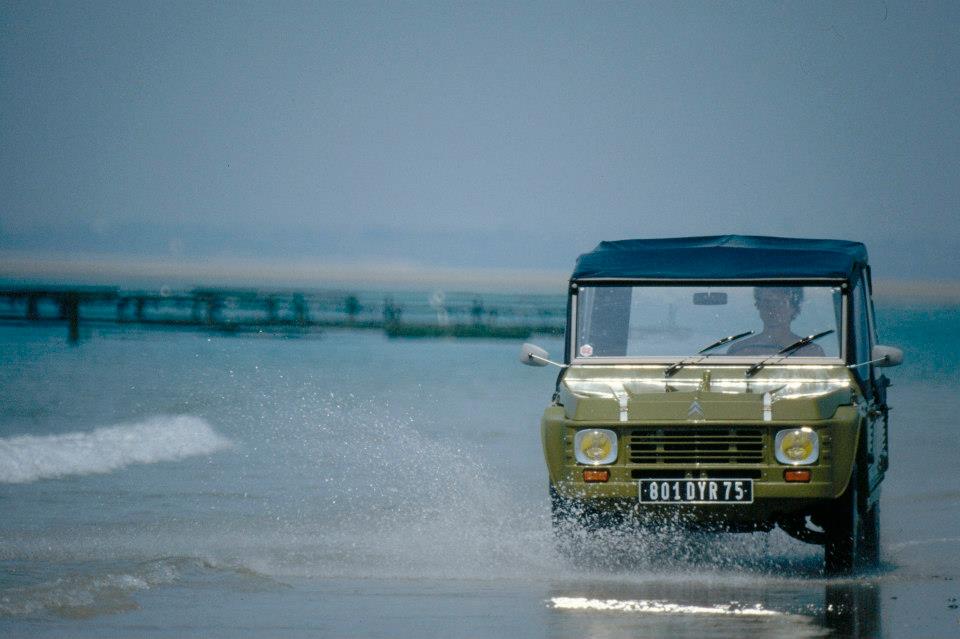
[775,428,819,465]
[574,428,618,465]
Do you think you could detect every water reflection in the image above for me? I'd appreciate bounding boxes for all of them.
[547,578,882,638]
[822,581,882,637]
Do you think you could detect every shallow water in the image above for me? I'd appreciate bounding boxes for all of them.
[1,305,958,637]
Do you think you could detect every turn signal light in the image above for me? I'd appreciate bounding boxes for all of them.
[583,469,610,483]
[784,469,812,483]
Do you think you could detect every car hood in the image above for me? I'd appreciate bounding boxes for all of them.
[558,365,855,422]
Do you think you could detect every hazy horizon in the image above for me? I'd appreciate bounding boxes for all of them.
[2,250,959,303]
[2,2,959,282]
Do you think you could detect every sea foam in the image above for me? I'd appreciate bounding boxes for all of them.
[0,415,232,483]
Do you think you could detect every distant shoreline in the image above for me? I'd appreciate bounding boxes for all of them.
[1,252,958,303]
[0,252,568,293]
[869,279,960,304]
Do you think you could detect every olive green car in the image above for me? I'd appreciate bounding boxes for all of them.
[521,236,902,574]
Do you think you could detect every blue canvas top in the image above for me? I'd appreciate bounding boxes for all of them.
[571,235,868,281]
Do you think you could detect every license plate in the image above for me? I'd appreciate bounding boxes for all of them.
[639,479,754,504]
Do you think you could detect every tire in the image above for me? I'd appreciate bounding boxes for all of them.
[549,485,585,560]
[549,484,576,534]
[550,485,637,568]
[861,499,881,568]
[824,472,858,575]
[824,463,878,574]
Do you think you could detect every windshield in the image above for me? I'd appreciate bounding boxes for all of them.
[574,284,842,359]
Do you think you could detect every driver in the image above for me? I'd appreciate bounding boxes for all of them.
[727,287,825,356]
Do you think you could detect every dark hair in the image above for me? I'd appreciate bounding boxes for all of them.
[754,286,803,309]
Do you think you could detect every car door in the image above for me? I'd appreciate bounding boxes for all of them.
[865,268,890,478]
[851,269,886,491]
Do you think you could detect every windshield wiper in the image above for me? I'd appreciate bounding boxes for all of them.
[664,330,754,377]
[745,329,835,378]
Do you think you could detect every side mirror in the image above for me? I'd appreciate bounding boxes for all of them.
[520,342,549,366]
[520,342,562,367]
[873,344,904,367]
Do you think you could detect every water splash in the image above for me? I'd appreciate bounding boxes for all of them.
[223,394,823,581]
[235,397,560,580]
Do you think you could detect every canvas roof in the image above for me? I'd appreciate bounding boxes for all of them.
[571,235,868,281]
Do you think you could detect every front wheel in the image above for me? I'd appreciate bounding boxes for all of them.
[549,485,586,560]
[824,464,880,574]
[549,484,576,535]
[861,499,881,567]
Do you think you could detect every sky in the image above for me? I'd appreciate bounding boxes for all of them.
[1,1,958,287]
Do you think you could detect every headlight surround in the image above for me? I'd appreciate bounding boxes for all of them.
[774,427,820,465]
[574,428,618,465]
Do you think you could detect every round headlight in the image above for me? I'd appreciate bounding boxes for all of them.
[574,429,618,465]
[775,428,820,465]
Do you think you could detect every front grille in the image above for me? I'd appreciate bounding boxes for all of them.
[630,469,763,479]
[628,427,764,464]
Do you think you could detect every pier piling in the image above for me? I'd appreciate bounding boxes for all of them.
[0,286,565,341]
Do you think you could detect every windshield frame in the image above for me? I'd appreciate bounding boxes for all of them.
[566,278,848,366]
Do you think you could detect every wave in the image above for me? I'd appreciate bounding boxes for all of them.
[0,556,281,619]
[0,415,232,483]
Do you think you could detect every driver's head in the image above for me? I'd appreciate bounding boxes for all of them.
[754,287,803,324]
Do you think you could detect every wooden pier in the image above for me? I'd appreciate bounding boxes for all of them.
[0,286,564,343]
